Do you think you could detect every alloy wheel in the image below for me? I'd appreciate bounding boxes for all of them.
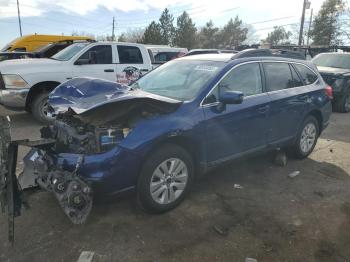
[300,122,317,154]
[150,158,188,205]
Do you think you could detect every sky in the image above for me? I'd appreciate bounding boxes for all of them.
[0,0,334,49]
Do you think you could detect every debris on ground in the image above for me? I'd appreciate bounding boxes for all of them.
[274,151,288,167]
[77,251,95,262]
[245,258,258,262]
[234,184,244,189]
[288,171,301,178]
[213,225,229,236]
[330,148,334,153]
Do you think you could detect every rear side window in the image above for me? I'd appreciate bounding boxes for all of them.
[263,62,294,91]
[289,64,303,87]
[78,45,112,64]
[117,45,143,64]
[294,64,318,85]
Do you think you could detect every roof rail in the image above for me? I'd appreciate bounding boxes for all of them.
[231,48,306,60]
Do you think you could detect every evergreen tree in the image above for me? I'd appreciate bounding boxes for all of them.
[197,20,219,48]
[142,21,163,44]
[174,12,197,49]
[217,16,248,48]
[159,8,175,45]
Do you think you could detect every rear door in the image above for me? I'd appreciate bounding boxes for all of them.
[203,62,271,163]
[263,62,308,144]
[115,45,151,85]
[72,44,116,81]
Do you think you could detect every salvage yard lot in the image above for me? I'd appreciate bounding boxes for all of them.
[0,106,349,262]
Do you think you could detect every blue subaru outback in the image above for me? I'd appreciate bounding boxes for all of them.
[17,53,332,224]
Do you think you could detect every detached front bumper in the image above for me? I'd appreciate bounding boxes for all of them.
[0,88,29,109]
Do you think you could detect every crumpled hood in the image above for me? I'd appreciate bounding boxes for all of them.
[317,66,350,76]
[49,78,182,124]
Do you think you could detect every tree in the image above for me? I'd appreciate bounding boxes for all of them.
[118,33,127,42]
[197,20,219,48]
[265,26,292,45]
[142,21,163,44]
[159,8,175,45]
[174,12,197,49]
[217,16,248,48]
[118,28,144,43]
[309,0,346,45]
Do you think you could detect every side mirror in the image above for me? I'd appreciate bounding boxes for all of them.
[219,90,244,105]
[74,51,97,65]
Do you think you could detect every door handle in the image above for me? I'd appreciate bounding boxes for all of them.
[140,69,149,72]
[104,69,114,72]
[257,105,269,114]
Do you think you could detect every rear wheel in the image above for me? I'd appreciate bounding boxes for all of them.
[290,116,319,159]
[333,91,350,113]
[31,92,55,123]
[137,144,194,213]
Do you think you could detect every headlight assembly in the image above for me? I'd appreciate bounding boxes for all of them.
[3,74,28,88]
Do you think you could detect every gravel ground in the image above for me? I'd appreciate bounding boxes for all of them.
[0,107,349,262]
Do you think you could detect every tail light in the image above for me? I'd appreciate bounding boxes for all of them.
[325,85,333,99]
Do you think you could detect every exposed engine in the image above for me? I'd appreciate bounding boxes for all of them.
[40,113,135,154]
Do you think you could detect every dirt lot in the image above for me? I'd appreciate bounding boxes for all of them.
[0,107,349,262]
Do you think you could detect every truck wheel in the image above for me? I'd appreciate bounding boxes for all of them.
[333,91,350,113]
[31,92,54,123]
[137,144,194,214]
[290,115,319,159]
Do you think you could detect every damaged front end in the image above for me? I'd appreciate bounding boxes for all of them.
[1,78,181,243]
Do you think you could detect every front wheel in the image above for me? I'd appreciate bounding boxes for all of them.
[31,92,55,123]
[290,116,319,159]
[137,144,194,214]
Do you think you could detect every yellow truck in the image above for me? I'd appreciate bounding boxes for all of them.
[1,34,94,52]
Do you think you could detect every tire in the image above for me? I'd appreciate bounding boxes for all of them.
[31,92,55,123]
[333,91,350,113]
[290,115,319,159]
[137,144,194,214]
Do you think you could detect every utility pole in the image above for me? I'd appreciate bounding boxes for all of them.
[112,16,115,41]
[298,0,311,46]
[16,0,22,37]
[306,8,313,46]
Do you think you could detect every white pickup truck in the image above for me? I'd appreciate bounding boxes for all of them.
[0,42,161,122]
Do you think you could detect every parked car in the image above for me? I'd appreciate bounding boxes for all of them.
[0,52,34,61]
[185,49,221,56]
[0,42,159,122]
[1,34,94,52]
[13,54,332,224]
[312,52,350,112]
[0,41,91,62]
[146,45,188,64]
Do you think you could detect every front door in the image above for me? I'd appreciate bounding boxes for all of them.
[72,45,116,82]
[202,62,271,164]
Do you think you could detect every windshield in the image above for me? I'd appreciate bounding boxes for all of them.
[51,43,89,61]
[313,53,350,70]
[133,60,225,101]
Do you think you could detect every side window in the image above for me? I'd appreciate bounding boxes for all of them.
[294,64,318,85]
[203,63,262,104]
[117,45,143,64]
[263,62,294,91]
[78,45,112,64]
[289,64,303,87]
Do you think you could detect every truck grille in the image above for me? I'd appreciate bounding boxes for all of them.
[320,73,337,86]
[0,72,5,90]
